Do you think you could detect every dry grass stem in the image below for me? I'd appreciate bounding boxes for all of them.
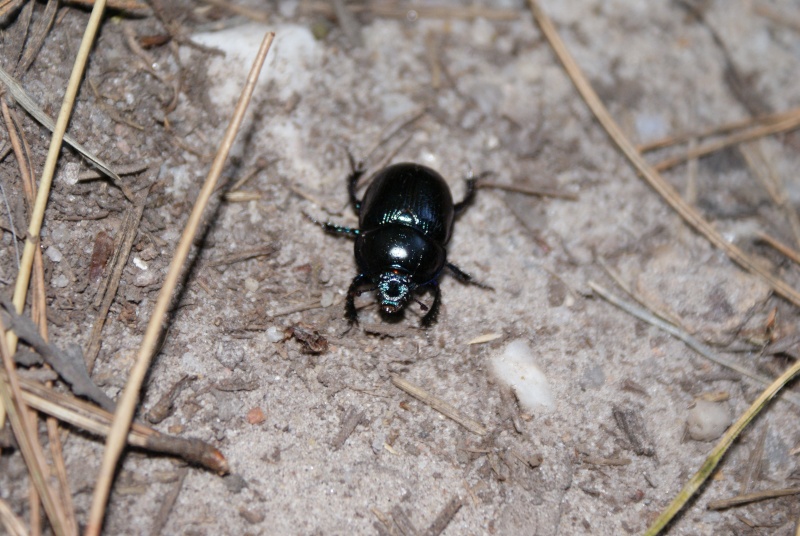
[637,107,800,153]
[364,108,426,166]
[589,281,800,407]
[756,231,800,265]
[148,466,189,535]
[651,110,800,172]
[707,487,800,510]
[6,0,109,358]
[4,371,227,472]
[0,498,27,536]
[304,2,520,21]
[478,180,578,200]
[391,375,487,436]
[85,31,275,535]
[64,0,147,10]
[527,1,800,310]
[86,188,150,372]
[0,66,124,189]
[740,142,800,248]
[0,315,70,535]
[201,0,269,23]
[15,0,58,75]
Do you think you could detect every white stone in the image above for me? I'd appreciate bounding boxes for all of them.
[687,400,731,442]
[45,247,62,262]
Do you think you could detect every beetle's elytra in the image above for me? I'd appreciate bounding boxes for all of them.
[316,159,489,326]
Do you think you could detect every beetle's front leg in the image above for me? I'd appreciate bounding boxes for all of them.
[446,262,493,290]
[345,273,371,324]
[420,283,441,327]
[347,152,366,214]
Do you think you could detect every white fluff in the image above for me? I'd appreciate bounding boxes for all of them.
[491,340,554,412]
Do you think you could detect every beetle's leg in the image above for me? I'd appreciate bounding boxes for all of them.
[446,262,493,290]
[454,171,491,216]
[453,177,476,215]
[346,273,371,324]
[304,212,360,238]
[347,152,366,214]
[420,283,441,327]
[321,222,360,238]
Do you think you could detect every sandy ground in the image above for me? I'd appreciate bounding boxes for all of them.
[1,0,800,534]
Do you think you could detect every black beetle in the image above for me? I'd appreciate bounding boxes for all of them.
[315,158,489,326]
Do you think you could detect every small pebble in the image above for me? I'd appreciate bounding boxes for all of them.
[247,407,266,425]
[63,162,80,186]
[52,274,69,288]
[244,277,259,292]
[239,507,265,525]
[687,400,731,441]
[133,257,148,270]
[320,290,334,308]
[266,326,284,343]
[133,269,159,287]
[223,473,248,494]
[45,247,62,262]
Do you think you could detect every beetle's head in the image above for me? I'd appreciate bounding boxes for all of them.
[377,272,413,314]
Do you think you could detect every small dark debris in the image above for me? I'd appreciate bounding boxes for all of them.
[223,473,248,494]
[89,230,115,283]
[424,497,463,536]
[331,405,365,450]
[391,505,418,536]
[239,507,265,525]
[147,374,197,424]
[215,377,260,392]
[286,324,328,354]
[613,406,656,457]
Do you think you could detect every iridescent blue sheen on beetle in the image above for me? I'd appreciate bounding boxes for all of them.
[316,160,488,326]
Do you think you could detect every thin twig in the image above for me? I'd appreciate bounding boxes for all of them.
[304,2,520,21]
[424,497,463,536]
[707,487,800,510]
[0,498,27,536]
[200,0,269,22]
[756,231,800,265]
[651,111,800,172]
[86,187,150,372]
[637,108,800,153]
[478,180,578,201]
[0,65,124,189]
[3,371,228,473]
[15,0,58,74]
[148,467,189,536]
[0,317,69,535]
[85,31,275,536]
[391,375,487,436]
